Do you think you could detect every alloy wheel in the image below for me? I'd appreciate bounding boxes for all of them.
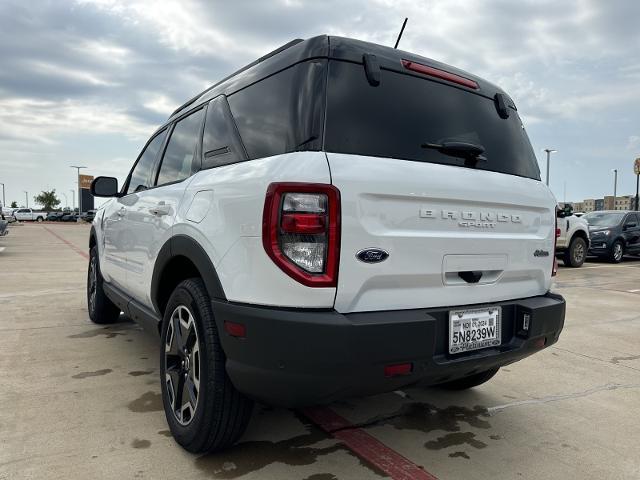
[573,242,585,264]
[614,243,623,261]
[164,305,201,426]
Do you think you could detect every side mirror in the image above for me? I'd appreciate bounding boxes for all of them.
[556,209,566,218]
[91,177,119,197]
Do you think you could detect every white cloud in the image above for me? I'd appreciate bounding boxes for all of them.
[0,96,154,145]
[143,94,178,115]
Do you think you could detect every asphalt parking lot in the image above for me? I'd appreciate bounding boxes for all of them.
[1,223,639,480]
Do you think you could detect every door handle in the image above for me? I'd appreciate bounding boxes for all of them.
[116,207,126,217]
[149,202,170,216]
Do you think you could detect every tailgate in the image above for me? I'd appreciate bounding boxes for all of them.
[329,153,557,313]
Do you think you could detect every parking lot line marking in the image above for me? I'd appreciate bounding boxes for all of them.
[487,382,640,415]
[628,289,640,293]
[302,406,438,480]
[43,226,89,260]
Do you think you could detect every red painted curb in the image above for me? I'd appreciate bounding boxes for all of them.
[302,406,439,480]
[43,226,89,260]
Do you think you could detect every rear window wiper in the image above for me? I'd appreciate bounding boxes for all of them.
[421,141,487,166]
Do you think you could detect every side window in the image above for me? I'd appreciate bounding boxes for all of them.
[156,108,205,187]
[127,130,167,194]
[202,96,247,169]
[227,60,326,160]
[626,213,639,226]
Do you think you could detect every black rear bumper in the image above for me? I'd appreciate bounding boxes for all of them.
[213,293,565,407]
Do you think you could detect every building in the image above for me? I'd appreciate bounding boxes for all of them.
[594,198,604,211]
[583,199,596,212]
[613,195,634,210]
[603,196,614,210]
[573,201,585,212]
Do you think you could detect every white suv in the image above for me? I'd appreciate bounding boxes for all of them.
[88,36,565,453]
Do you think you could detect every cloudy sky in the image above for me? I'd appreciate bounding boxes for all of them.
[0,0,639,209]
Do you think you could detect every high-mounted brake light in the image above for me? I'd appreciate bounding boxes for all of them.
[263,183,340,287]
[401,59,479,89]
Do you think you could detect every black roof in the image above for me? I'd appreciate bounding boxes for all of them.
[166,35,512,124]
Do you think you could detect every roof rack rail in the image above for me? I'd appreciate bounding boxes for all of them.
[168,38,305,119]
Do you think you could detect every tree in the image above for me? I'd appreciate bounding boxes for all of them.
[34,189,61,211]
[10,201,17,208]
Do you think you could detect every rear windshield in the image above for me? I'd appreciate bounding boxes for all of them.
[324,61,541,180]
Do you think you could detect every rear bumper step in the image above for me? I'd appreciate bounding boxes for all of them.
[213,293,565,407]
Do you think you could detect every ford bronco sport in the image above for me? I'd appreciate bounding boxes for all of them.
[88,36,565,453]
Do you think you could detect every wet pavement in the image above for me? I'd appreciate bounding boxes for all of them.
[1,223,639,479]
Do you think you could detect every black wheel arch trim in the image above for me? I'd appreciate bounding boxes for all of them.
[89,225,97,247]
[151,235,227,315]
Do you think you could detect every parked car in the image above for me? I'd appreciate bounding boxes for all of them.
[12,208,46,222]
[81,210,97,222]
[47,211,64,221]
[1,206,14,217]
[556,208,590,267]
[87,36,565,453]
[584,210,640,262]
[61,212,79,222]
[2,207,16,223]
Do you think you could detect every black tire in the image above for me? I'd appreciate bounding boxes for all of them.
[160,278,253,453]
[609,240,624,263]
[437,367,500,390]
[563,236,587,267]
[36,216,44,222]
[87,246,121,324]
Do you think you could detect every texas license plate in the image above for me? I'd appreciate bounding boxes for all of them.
[449,307,501,354]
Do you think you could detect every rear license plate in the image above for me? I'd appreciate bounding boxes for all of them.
[449,307,501,354]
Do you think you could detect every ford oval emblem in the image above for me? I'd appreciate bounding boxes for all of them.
[356,248,389,264]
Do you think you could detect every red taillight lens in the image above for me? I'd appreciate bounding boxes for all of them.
[401,59,479,89]
[281,213,326,234]
[263,183,340,287]
[552,216,560,276]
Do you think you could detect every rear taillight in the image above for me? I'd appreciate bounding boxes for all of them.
[552,216,559,276]
[262,183,340,287]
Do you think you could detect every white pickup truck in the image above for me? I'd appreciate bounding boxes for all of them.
[556,209,590,267]
[12,208,46,222]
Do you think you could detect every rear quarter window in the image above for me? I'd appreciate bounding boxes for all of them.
[324,60,541,180]
[227,60,327,160]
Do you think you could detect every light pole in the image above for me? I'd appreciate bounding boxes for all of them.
[543,148,557,186]
[62,192,68,208]
[612,169,618,209]
[0,182,5,208]
[23,191,28,208]
[70,166,87,213]
[70,189,75,210]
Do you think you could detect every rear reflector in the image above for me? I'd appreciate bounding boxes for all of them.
[533,337,547,348]
[224,321,246,338]
[384,363,412,377]
[401,59,479,89]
